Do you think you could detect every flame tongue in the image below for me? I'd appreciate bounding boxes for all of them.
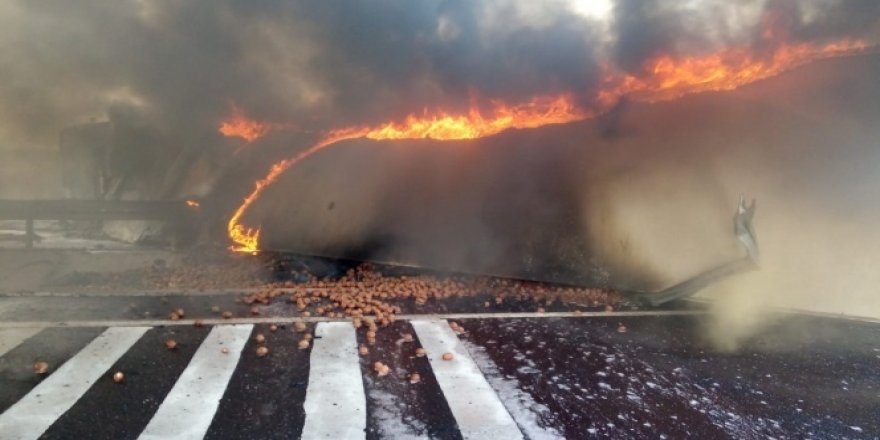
[226,39,870,253]
[224,97,582,252]
[219,104,272,143]
[364,95,585,141]
[602,39,868,103]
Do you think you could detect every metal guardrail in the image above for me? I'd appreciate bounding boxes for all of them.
[0,199,197,248]
[625,196,760,307]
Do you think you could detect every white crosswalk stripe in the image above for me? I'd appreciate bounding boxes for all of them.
[0,322,531,440]
[411,319,524,440]
[0,326,150,440]
[301,322,368,440]
[138,324,253,440]
[0,327,42,358]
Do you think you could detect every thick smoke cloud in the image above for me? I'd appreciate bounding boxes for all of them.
[1,0,877,154]
[610,0,880,68]
[1,1,879,347]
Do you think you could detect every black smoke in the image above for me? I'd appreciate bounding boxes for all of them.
[1,1,877,150]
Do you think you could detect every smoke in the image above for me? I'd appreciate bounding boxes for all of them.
[1,1,879,344]
[580,54,880,348]
[246,54,880,352]
[0,1,877,199]
[1,1,877,149]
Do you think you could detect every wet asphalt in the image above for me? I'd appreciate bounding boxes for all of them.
[0,292,877,439]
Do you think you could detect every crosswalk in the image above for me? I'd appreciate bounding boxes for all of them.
[0,327,150,440]
[411,320,522,440]
[0,328,42,358]
[139,325,253,440]
[0,320,524,440]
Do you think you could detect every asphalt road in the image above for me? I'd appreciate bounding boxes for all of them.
[0,293,878,439]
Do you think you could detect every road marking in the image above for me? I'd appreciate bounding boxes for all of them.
[411,319,524,440]
[0,327,42,358]
[138,324,252,440]
[0,326,149,440]
[0,310,711,329]
[301,322,367,440]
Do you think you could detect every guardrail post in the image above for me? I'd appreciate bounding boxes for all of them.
[25,217,34,249]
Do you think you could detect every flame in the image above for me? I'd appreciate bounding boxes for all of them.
[364,95,586,141]
[219,104,272,142]
[599,39,868,105]
[227,39,870,252]
[227,126,373,252]
[226,97,583,252]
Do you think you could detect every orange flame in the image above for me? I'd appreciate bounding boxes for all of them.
[364,95,586,141]
[227,39,870,252]
[598,39,868,106]
[226,97,582,252]
[219,104,272,143]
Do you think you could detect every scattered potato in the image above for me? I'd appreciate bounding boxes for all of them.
[373,361,390,377]
[33,361,49,374]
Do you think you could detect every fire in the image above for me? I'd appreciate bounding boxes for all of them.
[364,95,586,141]
[599,39,868,106]
[219,104,272,143]
[227,126,371,252]
[227,39,870,252]
[226,97,582,252]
